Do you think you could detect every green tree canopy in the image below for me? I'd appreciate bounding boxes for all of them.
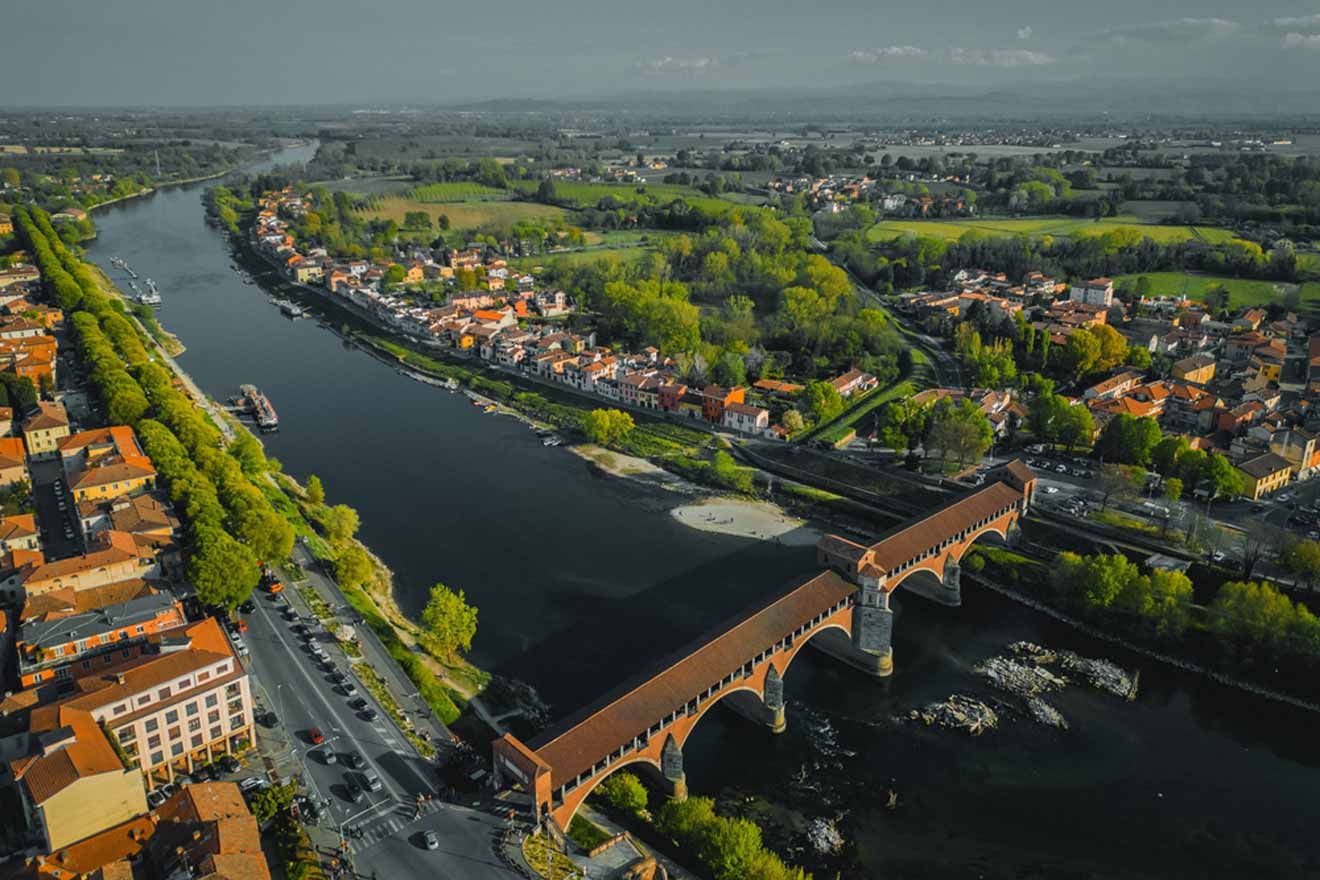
[421,583,479,661]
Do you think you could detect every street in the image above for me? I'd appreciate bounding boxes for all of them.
[242,586,519,878]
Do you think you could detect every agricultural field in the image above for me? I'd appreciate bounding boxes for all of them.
[1114,271,1320,310]
[865,215,1236,244]
[512,246,653,270]
[511,179,740,215]
[406,182,512,202]
[355,194,567,232]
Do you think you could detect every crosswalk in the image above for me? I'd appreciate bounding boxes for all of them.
[344,797,444,853]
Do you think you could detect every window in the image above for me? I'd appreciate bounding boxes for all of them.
[117,725,135,742]
[164,709,179,724]
[179,678,191,689]
[113,703,127,716]
[210,726,222,740]
[216,663,229,675]
[225,682,240,697]
[168,726,181,742]
[207,710,220,725]
[170,743,183,756]
[144,718,159,733]
[121,648,131,658]
[147,734,161,749]
[188,718,201,733]
[186,702,199,717]
[150,750,164,766]
[157,687,171,700]
[135,625,144,634]
[197,671,210,682]
[191,733,203,748]
[81,661,90,670]
[205,694,218,708]
[229,714,244,730]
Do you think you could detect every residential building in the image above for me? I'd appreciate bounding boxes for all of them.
[1270,428,1320,481]
[829,368,878,399]
[0,512,39,553]
[701,386,746,423]
[0,435,29,487]
[1082,371,1144,402]
[722,402,771,434]
[1069,277,1115,307]
[1172,353,1217,385]
[0,264,41,289]
[22,401,70,461]
[59,426,157,502]
[1236,452,1292,500]
[16,590,187,688]
[148,782,273,880]
[5,530,162,603]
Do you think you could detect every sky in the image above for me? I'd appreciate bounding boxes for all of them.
[9,0,1320,105]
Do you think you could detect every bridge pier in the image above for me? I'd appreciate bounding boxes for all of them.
[721,664,787,733]
[658,734,687,802]
[900,560,962,607]
[811,581,893,676]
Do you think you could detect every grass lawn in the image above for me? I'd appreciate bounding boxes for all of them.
[568,815,613,852]
[511,245,653,270]
[866,215,1236,244]
[357,195,567,231]
[1114,271,1311,309]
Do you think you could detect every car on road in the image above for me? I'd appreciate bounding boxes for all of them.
[422,829,439,850]
[345,751,366,770]
[362,769,383,792]
[345,778,364,803]
[147,789,166,808]
[239,599,256,614]
[1044,486,1059,494]
[360,707,378,722]
[341,683,358,697]
[1211,551,1227,563]
[1055,464,1068,473]
[220,755,241,774]
[239,776,266,793]
[1279,493,1292,502]
[348,697,367,711]
[329,671,346,684]
[318,748,336,765]
[307,727,325,745]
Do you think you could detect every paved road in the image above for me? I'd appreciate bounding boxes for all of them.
[29,459,81,558]
[243,584,517,878]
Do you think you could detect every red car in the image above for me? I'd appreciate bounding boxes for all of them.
[308,727,325,745]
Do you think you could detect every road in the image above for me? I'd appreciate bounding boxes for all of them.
[242,588,517,878]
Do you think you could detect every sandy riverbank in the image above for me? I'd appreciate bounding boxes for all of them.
[671,497,823,546]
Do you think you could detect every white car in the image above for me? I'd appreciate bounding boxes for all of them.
[1044,486,1060,494]
[1278,493,1292,502]
[1212,551,1227,563]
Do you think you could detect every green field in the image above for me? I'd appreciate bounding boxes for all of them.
[866,215,1237,245]
[511,180,739,215]
[357,195,567,232]
[1114,272,1317,310]
[407,182,512,202]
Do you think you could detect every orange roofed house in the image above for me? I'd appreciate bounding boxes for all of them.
[0,435,29,488]
[58,426,157,503]
[2,529,162,604]
[21,401,69,461]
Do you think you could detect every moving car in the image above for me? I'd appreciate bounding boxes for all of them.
[345,751,366,770]
[362,769,383,792]
[319,749,336,765]
[239,599,256,614]
[422,829,439,850]
[346,778,364,803]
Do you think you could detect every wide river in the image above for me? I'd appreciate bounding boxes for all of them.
[85,144,1320,879]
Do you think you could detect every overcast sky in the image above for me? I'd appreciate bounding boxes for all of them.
[9,0,1320,105]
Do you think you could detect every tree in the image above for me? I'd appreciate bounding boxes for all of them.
[384,264,406,285]
[1163,477,1183,504]
[421,583,478,661]
[1094,414,1161,467]
[1097,463,1143,511]
[332,544,373,590]
[1209,580,1298,653]
[781,409,805,434]
[595,772,647,815]
[581,408,635,447]
[321,504,360,543]
[1,167,19,189]
[1151,435,1190,477]
[1202,452,1244,507]
[803,380,843,425]
[1240,521,1285,581]
[1057,403,1095,452]
[249,782,297,824]
[189,528,260,609]
[227,431,266,477]
[305,474,325,506]
[1282,538,1320,589]
[927,397,992,467]
[1059,329,1101,379]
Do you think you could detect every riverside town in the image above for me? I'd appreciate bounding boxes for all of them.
[5,5,1320,879]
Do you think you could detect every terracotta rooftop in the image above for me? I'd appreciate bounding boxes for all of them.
[1237,452,1291,479]
[862,481,1024,575]
[530,570,856,789]
[22,401,68,431]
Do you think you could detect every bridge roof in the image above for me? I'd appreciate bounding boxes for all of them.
[529,570,856,790]
[865,481,1022,575]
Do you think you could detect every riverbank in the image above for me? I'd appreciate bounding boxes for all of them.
[671,497,821,545]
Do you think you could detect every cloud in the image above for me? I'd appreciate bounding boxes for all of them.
[635,56,716,74]
[848,46,929,64]
[1100,17,1241,45]
[1282,31,1320,48]
[949,47,1058,67]
[1273,14,1320,28]
[1017,25,1033,40]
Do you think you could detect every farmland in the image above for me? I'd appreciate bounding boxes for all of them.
[511,180,744,215]
[407,182,512,202]
[355,194,567,232]
[865,215,1237,244]
[1114,271,1319,310]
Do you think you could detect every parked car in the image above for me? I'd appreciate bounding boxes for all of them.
[220,755,241,774]
[329,671,347,684]
[348,697,367,711]
[319,749,336,765]
[1055,464,1068,473]
[362,769,383,792]
[361,707,378,722]
[422,829,440,850]
[308,727,325,745]
[1044,486,1059,494]
[345,751,366,770]
[239,776,266,793]
[147,789,166,808]
[239,599,256,614]
[341,683,359,697]
[346,778,364,803]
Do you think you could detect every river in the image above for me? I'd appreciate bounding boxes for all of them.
[83,143,1320,879]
